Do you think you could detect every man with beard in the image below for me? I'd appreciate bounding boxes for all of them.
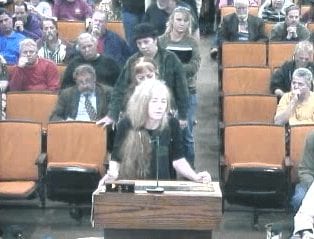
[37,18,73,64]
[270,41,314,97]
[61,32,120,89]
[0,8,26,64]
[87,10,131,67]
[50,64,111,121]
[270,4,310,41]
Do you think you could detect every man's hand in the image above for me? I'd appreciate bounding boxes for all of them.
[287,26,297,39]
[179,119,188,129]
[96,115,114,128]
[17,56,29,68]
[14,20,24,32]
[195,171,212,183]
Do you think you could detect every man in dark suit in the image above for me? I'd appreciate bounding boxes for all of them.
[210,0,266,58]
[50,64,111,121]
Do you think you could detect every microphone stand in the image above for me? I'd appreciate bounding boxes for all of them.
[146,136,164,193]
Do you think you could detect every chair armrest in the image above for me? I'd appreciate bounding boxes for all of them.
[219,155,228,183]
[36,153,47,166]
[283,156,293,168]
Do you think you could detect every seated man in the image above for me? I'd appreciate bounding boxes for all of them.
[13,3,42,40]
[291,131,314,214]
[258,0,292,22]
[37,18,73,64]
[270,4,310,41]
[50,64,111,121]
[270,40,314,97]
[9,38,60,91]
[61,33,120,89]
[87,9,131,67]
[291,181,314,239]
[210,0,266,58]
[0,8,26,64]
[274,68,314,126]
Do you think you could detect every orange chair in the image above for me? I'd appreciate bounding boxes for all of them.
[267,42,296,70]
[221,42,267,67]
[57,21,86,42]
[6,91,58,130]
[222,67,271,95]
[221,123,291,226]
[57,64,67,83]
[46,121,107,220]
[264,21,276,38]
[307,22,314,32]
[289,125,314,184]
[220,6,259,24]
[222,94,277,125]
[0,121,46,207]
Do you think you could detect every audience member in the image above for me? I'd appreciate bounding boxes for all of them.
[290,131,314,214]
[53,0,92,21]
[9,38,60,91]
[210,0,266,58]
[143,0,177,36]
[159,6,200,168]
[96,23,189,128]
[37,18,73,64]
[270,41,314,97]
[61,33,120,89]
[270,4,310,41]
[292,181,314,238]
[87,9,131,67]
[119,0,145,53]
[301,0,314,24]
[50,64,111,121]
[28,0,53,19]
[274,68,314,125]
[97,79,211,184]
[258,0,292,22]
[0,8,26,64]
[122,56,158,112]
[13,3,42,40]
[0,0,13,8]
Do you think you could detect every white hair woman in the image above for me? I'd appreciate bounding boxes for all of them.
[98,79,211,185]
[159,6,201,169]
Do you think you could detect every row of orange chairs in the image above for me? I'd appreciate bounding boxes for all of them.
[0,121,107,210]
[221,41,297,69]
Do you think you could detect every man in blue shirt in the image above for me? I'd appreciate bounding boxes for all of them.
[0,8,26,65]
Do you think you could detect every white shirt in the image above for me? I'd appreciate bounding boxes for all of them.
[75,92,97,121]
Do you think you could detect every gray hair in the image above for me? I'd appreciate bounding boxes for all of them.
[292,68,313,87]
[294,40,314,56]
[19,38,37,53]
[77,33,97,46]
[73,64,96,81]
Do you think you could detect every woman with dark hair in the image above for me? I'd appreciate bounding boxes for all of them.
[98,79,211,184]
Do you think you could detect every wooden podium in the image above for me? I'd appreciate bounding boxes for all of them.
[91,180,222,239]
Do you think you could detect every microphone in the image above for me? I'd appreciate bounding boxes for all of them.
[146,136,164,193]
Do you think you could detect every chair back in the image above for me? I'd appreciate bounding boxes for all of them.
[6,91,58,130]
[107,21,125,39]
[267,42,296,70]
[224,123,285,167]
[221,42,267,67]
[57,21,86,42]
[47,121,107,175]
[0,121,42,181]
[222,94,277,124]
[290,125,314,183]
[222,67,271,94]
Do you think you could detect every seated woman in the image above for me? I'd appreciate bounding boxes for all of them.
[98,79,211,185]
[274,68,314,125]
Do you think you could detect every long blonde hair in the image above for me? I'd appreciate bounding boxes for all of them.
[118,79,171,179]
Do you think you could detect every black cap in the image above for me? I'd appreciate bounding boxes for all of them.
[133,23,158,41]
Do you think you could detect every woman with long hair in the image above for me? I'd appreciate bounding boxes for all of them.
[98,79,211,184]
[159,6,201,169]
